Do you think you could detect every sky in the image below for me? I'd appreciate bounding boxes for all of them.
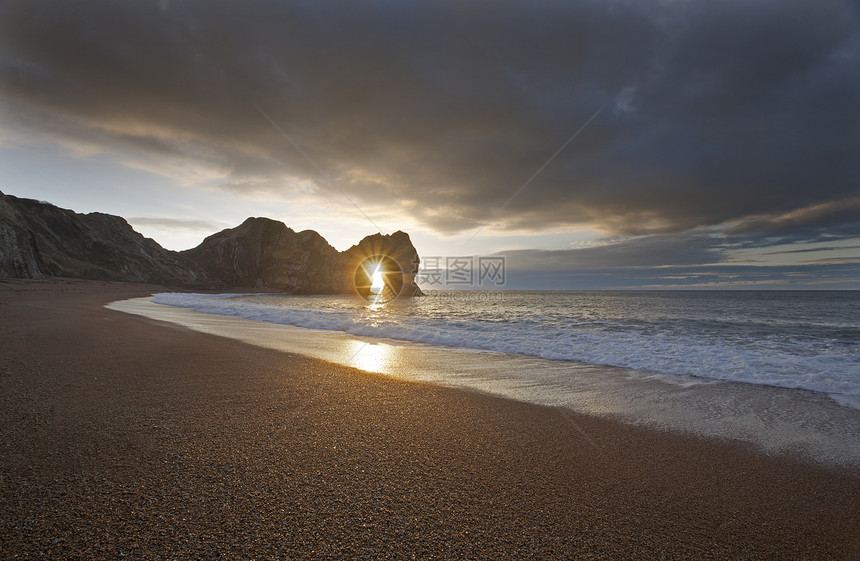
[1,0,858,289]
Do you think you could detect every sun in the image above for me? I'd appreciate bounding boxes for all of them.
[370,264,385,294]
[353,254,404,303]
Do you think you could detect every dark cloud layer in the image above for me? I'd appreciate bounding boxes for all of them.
[502,234,723,270]
[496,231,860,288]
[499,262,860,290]
[1,0,858,247]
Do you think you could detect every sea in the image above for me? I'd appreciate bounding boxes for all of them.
[109,290,860,466]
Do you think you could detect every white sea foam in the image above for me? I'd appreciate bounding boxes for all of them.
[151,291,860,407]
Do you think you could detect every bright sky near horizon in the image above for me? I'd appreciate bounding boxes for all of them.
[1,0,858,288]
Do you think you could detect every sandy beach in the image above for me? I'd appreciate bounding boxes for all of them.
[1,279,858,559]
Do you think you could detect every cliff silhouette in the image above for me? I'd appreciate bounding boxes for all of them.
[0,190,422,297]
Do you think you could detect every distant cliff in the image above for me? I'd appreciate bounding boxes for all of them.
[0,190,423,297]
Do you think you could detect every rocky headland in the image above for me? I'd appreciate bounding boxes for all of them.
[0,190,422,296]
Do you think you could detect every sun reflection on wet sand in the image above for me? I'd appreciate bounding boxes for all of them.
[347,340,393,374]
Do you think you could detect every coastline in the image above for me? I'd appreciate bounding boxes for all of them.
[2,279,859,558]
[111,294,860,468]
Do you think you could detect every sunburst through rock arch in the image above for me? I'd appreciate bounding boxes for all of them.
[353,254,405,303]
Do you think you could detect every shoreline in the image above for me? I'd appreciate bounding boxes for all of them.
[112,294,860,468]
[2,279,859,558]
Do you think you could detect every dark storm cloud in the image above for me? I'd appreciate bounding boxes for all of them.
[493,231,860,289]
[1,0,858,245]
[724,197,860,244]
[762,243,860,256]
[499,262,860,289]
[500,233,724,271]
[494,232,860,288]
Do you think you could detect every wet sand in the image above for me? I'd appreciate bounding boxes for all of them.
[1,278,859,559]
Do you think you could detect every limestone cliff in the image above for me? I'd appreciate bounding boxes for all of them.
[0,191,204,285]
[0,191,423,297]
[182,217,422,296]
